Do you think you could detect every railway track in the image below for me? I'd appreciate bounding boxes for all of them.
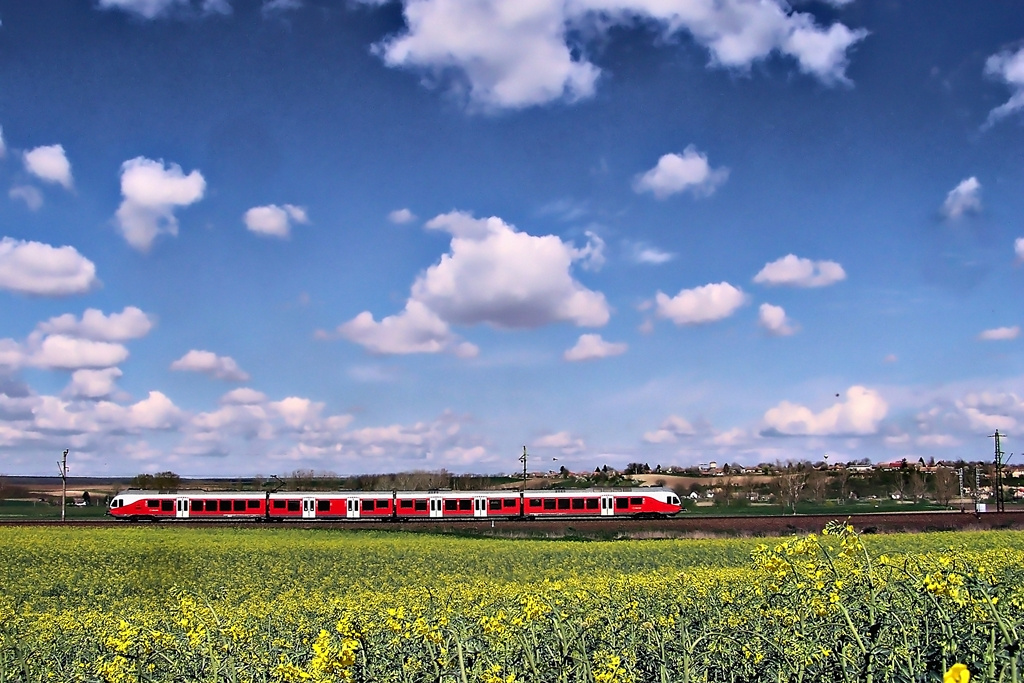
[3,510,1023,537]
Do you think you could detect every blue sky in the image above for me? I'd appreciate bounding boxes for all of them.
[1,0,1023,476]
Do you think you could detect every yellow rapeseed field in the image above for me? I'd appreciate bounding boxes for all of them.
[0,523,1021,682]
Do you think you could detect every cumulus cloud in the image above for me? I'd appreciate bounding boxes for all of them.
[984,46,1024,127]
[627,243,675,265]
[97,0,230,19]
[373,0,866,110]
[1016,237,1024,262]
[0,238,98,296]
[762,385,888,436]
[170,350,250,382]
[978,326,1020,341]
[332,211,609,355]
[9,186,43,211]
[243,204,309,238]
[114,157,206,252]
[941,177,981,219]
[654,281,747,325]
[27,335,130,370]
[758,303,797,336]
[753,254,846,287]
[0,126,6,158]
[563,333,627,361]
[221,387,268,405]
[36,307,154,342]
[633,146,728,199]
[23,145,73,189]
[64,368,123,399]
[532,430,586,455]
[643,415,695,443]
[388,208,417,224]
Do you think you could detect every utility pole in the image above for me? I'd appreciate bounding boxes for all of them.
[990,431,1006,513]
[58,449,69,523]
[957,467,965,513]
[519,446,528,491]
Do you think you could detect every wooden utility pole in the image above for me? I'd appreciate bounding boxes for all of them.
[58,449,69,522]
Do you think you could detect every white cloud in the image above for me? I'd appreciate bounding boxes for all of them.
[263,0,301,14]
[563,333,627,361]
[170,350,250,382]
[388,208,417,224]
[97,0,230,18]
[28,335,130,370]
[0,126,6,158]
[758,303,797,336]
[753,254,846,287]
[0,238,98,296]
[221,387,268,405]
[374,0,866,110]
[642,414,695,443]
[533,430,585,454]
[633,146,728,199]
[36,307,154,342]
[1014,237,1024,262]
[65,368,123,399]
[941,177,981,219]
[984,46,1024,127]
[333,211,608,355]
[628,243,675,265]
[762,385,888,436]
[333,300,479,357]
[114,157,206,252]
[243,204,309,238]
[654,281,747,325]
[9,186,43,211]
[978,326,1020,341]
[23,145,73,189]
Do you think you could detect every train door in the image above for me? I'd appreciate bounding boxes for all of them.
[473,496,487,518]
[600,495,614,516]
[429,496,443,518]
[346,498,360,519]
[175,497,189,519]
[302,497,316,519]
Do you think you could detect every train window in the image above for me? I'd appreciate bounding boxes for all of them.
[458,499,472,511]
[287,500,300,512]
[504,499,518,507]
[317,500,330,512]
[543,499,556,510]
[529,499,542,508]
[571,499,584,510]
[615,498,629,509]
[221,500,232,511]
[414,500,427,511]
[399,500,412,509]
[377,499,389,508]
[557,499,570,510]
[147,500,159,507]
[630,497,643,506]
[161,500,173,512]
[488,499,501,511]
[444,500,457,511]
[272,500,285,510]
[191,500,203,512]
[234,500,246,512]
[363,500,375,511]
[585,499,598,510]
[248,500,261,509]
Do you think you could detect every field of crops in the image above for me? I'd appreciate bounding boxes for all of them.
[0,525,1021,683]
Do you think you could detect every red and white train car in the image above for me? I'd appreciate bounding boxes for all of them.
[108,487,682,521]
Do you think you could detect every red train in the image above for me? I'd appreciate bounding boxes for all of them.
[107,487,682,521]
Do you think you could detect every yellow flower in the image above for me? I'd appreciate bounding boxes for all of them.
[944,663,970,683]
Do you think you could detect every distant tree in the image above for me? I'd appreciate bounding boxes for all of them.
[933,468,958,507]
[806,471,828,504]
[559,465,570,478]
[908,472,927,503]
[774,462,810,514]
[82,491,91,506]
